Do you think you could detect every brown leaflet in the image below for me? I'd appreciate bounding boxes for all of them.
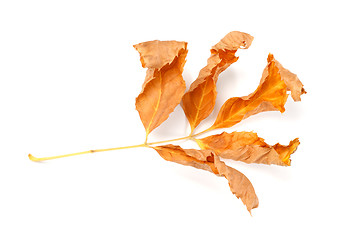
[153,144,258,212]
[153,144,219,174]
[134,41,188,139]
[196,131,300,166]
[181,31,254,133]
[261,56,306,101]
[214,157,259,213]
[209,53,306,130]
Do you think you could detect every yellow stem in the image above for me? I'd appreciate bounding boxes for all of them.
[28,144,146,162]
[144,133,149,145]
[191,127,214,138]
[147,135,190,145]
[28,127,216,162]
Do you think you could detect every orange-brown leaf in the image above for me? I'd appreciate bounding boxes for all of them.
[210,54,306,130]
[214,157,259,213]
[196,131,300,166]
[134,40,188,137]
[261,56,306,101]
[153,144,219,174]
[181,31,254,133]
[153,144,259,212]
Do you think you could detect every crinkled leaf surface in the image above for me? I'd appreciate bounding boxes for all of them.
[153,144,259,212]
[214,157,259,213]
[134,40,188,137]
[181,31,254,133]
[153,144,218,174]
[210,53,306,130]
[261,55,306,101]
[196,131,300,166]
[133,34,304,213]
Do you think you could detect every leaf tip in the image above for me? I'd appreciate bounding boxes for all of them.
[244,190,259,214]
[267,52,274,61]
[278,138,300,166]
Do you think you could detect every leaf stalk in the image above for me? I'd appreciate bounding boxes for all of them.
[28,128,214,162]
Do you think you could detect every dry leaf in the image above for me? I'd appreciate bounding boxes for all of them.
[153,144,259,212]
[210,53,306,130]
[30,32,305,213]
[213,157,259,213]
[134,40,188,138]
[153,144,219,174]
[261,55,306,101]
[181,31,254,133]
[196,131,300,166]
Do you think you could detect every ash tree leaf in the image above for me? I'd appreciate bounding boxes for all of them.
[196,131,300,166]
[181,31,254,133]
[28,31,306,213]
[153,144,259,213]
[134,40,188,139]
[209,53,306,130]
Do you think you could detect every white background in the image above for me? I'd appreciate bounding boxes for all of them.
[1,0,337,239]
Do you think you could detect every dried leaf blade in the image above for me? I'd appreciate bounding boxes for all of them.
[153,144,218,174]
[210,53,305,130]
[196,131,300,166]
[134,41,188,138]
[153,144,259,212]
[214,157,259,213]
[181,31,254,133]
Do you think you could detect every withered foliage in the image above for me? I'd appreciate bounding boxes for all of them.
[181,32,254,133]
[134,31,305,213]
[154,145,259,212]
[134,41,188,138]
[28,31,305,213]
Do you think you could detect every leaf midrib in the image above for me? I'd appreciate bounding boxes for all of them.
[146,72,162,136]
[191,80,209,131]
[212,77,285,129]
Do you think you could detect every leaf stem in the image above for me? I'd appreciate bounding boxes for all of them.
[28,127,216,162]
[28,144,147,162]
[191,127,214,137]
[148,135,190,145]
